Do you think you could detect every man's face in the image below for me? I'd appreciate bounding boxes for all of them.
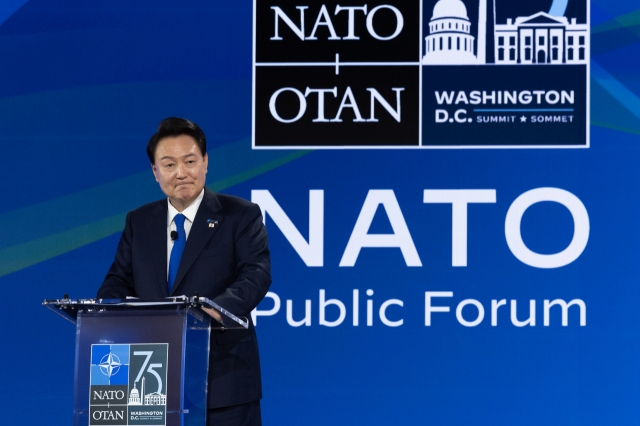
[152,134,208,211]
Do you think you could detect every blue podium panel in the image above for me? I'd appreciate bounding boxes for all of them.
[74,309,209,426]
[43,297,248,425]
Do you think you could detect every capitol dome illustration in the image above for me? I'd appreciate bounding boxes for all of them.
[129,382,142,405]
[423,0,488,65]
[433,0,468,20]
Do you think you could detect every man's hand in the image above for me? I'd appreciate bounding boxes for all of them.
[202,307,223,324]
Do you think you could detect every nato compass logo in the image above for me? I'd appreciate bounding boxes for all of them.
[99,352,123,378]
[421,0,589,147]
[89,344,168,426]
[91,345,130,386]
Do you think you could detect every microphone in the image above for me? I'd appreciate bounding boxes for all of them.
[171,230,178,241]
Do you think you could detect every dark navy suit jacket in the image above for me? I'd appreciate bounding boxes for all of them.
[97,188,271,409]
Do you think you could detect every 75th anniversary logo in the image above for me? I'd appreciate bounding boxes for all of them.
[89,344,168,426]
[252,0,589,148]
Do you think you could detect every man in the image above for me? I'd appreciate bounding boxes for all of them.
[97,117,271,426]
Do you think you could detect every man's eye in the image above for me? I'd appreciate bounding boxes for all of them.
[164,163,175,168]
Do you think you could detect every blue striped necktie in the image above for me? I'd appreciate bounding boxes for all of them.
[168,213,186,293]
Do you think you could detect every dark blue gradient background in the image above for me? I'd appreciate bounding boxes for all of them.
[1,0,639,424]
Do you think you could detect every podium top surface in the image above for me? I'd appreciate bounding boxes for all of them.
[42,296,249,329]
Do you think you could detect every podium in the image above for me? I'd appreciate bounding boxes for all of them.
[43,296,248,426]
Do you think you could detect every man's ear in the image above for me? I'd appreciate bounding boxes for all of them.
[151,163,159,182]
[203,153,209,174]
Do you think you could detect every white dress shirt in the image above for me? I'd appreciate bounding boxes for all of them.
[166,188,204,277]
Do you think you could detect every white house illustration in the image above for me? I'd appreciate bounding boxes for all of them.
[144,392,167,405]
[494,12,588,64]
[422,0,588,65]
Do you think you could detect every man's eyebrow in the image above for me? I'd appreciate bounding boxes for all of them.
[159,153,197,161]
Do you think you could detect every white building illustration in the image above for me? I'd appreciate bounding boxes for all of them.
[144,392,167,405]
[422,0,487,64]
[129,382,142,405]
[494,12,588,64]
[128,376,167,406]
[422,0,588,65]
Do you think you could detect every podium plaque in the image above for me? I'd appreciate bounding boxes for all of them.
[43,296,248,426]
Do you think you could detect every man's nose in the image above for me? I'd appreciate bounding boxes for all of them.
[176,165,186,178]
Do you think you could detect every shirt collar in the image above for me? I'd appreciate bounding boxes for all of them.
[167,188,205,225]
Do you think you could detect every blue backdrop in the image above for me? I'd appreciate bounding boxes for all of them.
[1,0,639,424]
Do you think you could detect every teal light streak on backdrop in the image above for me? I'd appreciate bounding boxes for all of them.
[0,77,312,277]
[0,142,310,277]
[590,7,640,134]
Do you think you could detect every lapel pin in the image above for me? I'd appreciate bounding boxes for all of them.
[207,219,218,228]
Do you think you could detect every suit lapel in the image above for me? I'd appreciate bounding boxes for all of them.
[148,202,170,297]
[170,189,224,296]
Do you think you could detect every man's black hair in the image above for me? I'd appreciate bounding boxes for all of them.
[147,117,207,163]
